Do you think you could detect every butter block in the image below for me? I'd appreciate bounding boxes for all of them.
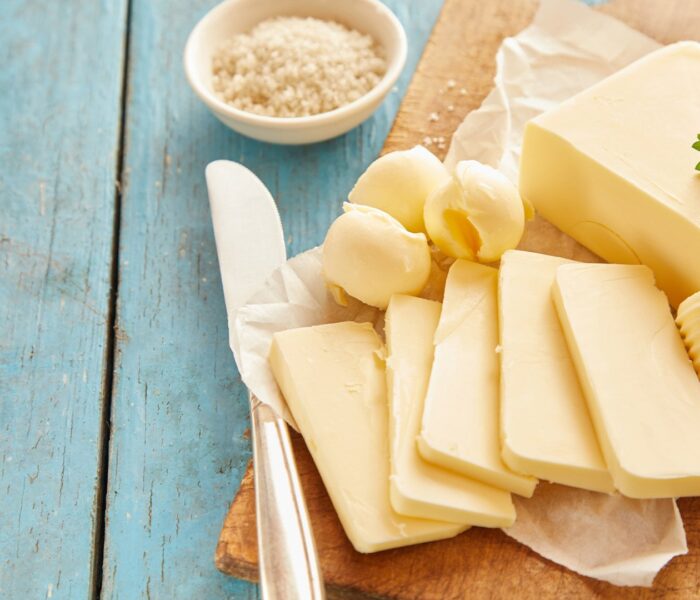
[269,321,466,553]
[499,251,613,493]
[385,295,516,527]
[520,42,700,307]
[676,290,700,377]
[418,260,537,497]
[553,263,700,498]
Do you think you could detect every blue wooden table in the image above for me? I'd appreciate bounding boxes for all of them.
[1,1,444,597]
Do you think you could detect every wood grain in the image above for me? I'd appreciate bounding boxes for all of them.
[219,433,700,599]
[384,0,700,161]
[0,1,127,598]
[216,0,700,598]
[383,0,538,158]
[100,1,442,598]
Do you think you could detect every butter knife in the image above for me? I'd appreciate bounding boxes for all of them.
[206,160,325,600]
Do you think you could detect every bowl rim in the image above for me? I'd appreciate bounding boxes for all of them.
[183,0,408,131]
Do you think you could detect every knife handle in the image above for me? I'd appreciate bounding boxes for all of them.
[249,394,326,600]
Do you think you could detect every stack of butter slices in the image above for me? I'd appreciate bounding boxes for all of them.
[267,41,700,554]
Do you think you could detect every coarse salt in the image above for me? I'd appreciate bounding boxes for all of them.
[212,16,387,118]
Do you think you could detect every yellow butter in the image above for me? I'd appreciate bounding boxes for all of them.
[499,250,613,493]
[553,263,700,499]
[418,260,537,497]
[385,295,516,527]
[322,204,431,309]
[348,145,450,233]
[520,42,700,307]
[269,321,466,553]
[424,160,529,263]
[676,291,700,377]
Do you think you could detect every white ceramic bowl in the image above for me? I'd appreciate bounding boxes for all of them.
[184,0,407,145]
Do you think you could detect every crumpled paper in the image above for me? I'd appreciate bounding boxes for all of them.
[507,483,686,587]
[444,0,659,180]
[226,0,688,588]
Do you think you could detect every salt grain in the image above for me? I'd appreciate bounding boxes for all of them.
[429,112,440,122]
[211,17,387,118]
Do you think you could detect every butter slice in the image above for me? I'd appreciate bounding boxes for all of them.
[385,295,516,527]
[419,260,537,497]
[269,322,466,553]
[553,263,700,498]
[520,42,700,307]
[499,251,613,493]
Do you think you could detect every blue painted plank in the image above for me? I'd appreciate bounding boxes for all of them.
[0,1,127,598]
[101,0,444,597]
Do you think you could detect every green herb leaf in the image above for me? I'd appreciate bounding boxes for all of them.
[693,141,700,151]
[696,161,700,172]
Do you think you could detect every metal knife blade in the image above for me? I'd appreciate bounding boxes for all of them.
[206,160,286,364]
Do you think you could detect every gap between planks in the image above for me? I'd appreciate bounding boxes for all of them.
[89,0,134,597]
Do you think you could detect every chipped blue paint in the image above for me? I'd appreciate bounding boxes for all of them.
[0,1,127,598]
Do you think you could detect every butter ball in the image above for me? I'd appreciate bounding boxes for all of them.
[322,204,431,309]
[424,160,531,262]
[348,145,450,233]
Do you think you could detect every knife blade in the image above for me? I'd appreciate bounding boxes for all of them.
[206,160,325,600]
[206,160,285,363]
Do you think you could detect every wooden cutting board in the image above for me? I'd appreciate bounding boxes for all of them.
[216,0,700,597]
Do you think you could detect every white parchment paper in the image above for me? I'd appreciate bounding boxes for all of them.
[225,0,688,587]
[444,0,659,180]
[507,483,686,587]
